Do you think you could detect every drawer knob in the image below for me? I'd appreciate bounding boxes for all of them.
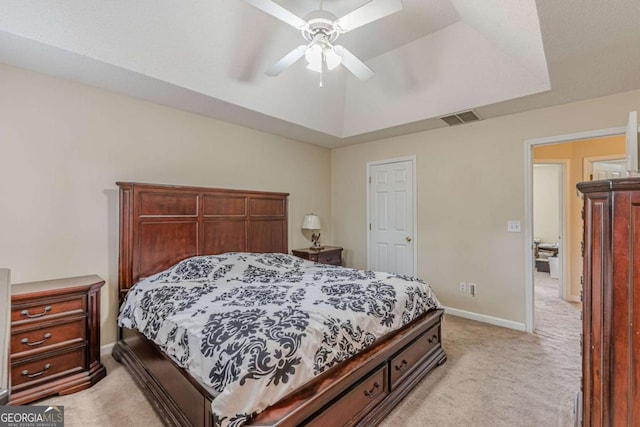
[21,332,52,347]
[427,334,438,344]
[363,381,382,399]
[21,306,52,318]
[394,359,408,372]
[21,364,51,378]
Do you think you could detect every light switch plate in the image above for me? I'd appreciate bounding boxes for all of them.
[507,221,521,232]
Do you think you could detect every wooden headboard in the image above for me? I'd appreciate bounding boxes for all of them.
[117,182,289,298]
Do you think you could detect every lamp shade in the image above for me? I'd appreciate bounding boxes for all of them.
[302,214,321,230]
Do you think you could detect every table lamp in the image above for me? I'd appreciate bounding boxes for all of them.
[302,214,323,249]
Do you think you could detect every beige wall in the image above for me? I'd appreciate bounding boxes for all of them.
[2,60,639,338]
[0,64,332,346]
[534,136,625,301]
[332,90,640,325]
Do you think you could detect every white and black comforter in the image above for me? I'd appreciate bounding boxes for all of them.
[118,252,441,427]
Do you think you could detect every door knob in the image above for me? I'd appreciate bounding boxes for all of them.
[406,236,412,242]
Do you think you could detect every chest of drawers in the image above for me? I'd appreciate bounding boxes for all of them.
[9,275,106,405]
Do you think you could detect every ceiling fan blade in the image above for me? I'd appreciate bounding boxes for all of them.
[265,45,308,77]
[335,0,403,33]
[333,46,374,80]
[245,0,307,29]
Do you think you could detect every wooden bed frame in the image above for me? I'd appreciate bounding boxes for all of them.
[112,182,446,427]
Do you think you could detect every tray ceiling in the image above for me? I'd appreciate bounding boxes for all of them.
[1,0,639,147]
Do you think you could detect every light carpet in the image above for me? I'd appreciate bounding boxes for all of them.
[40,273,580,426]
[380,271,581,427]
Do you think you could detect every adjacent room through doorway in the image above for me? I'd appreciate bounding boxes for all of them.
[532,163,563,306]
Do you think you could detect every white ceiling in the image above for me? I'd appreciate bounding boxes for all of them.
[0,0,639,148]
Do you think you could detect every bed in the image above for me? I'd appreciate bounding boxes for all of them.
[112,182,446,427]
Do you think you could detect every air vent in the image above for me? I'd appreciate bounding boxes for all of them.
[440,110,481,126]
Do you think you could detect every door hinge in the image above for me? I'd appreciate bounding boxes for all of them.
[368,176,371,184]
[369,223,372,231]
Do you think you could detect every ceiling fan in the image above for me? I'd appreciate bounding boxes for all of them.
[245,0,403,84]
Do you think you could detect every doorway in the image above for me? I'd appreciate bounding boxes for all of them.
[366,156,417,276]
[533,162,566,305]
[525,130,626,332]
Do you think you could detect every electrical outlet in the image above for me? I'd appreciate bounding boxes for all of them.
[459,282,467,293]
[469,283,477,296]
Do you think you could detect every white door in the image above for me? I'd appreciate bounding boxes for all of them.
[626,111,639,173]
[368,159,415,275]
[584,157,626,180]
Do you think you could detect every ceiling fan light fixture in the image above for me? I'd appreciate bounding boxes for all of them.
[305,44,323,72]
[324,48,342,70]
[305,44,342,73]
[246,0,403,80]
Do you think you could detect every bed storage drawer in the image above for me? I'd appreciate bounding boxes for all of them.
[390,325,440,389]
[307,364,389,427]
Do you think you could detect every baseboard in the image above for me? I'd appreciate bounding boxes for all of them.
[100,342,115,357]
[443,306,526,331]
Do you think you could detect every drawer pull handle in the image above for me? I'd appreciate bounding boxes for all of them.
[428,334,438,344]
[363,381,381,399]
[395,359,408,372]
[21,306,52,318]
[21,333,52,347]
[21,364,51,378]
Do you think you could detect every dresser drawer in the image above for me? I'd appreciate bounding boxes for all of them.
[11,346,86,389]
[307,364,388,427]
[11,317,86,359]
[390,325,440,389]
[11,296,85,324]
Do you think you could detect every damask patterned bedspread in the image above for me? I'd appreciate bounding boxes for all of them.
[118,252,441,427]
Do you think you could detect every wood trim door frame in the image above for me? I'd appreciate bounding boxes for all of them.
[524,127,625,332]
[366,156,418,276]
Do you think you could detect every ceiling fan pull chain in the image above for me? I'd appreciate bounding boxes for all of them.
[320,49,328,88]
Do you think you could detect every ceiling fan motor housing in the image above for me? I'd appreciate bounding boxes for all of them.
[302,10,339,43]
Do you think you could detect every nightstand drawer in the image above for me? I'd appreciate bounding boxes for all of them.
[390,325,440,389]
[11,297,85,324]
[292,246,343,266]
[11,317,86,359]
[11,346,86,389]
[317,252,341,265]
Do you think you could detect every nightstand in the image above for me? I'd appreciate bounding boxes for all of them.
[9,275,106,405]
[292,246,343,266]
